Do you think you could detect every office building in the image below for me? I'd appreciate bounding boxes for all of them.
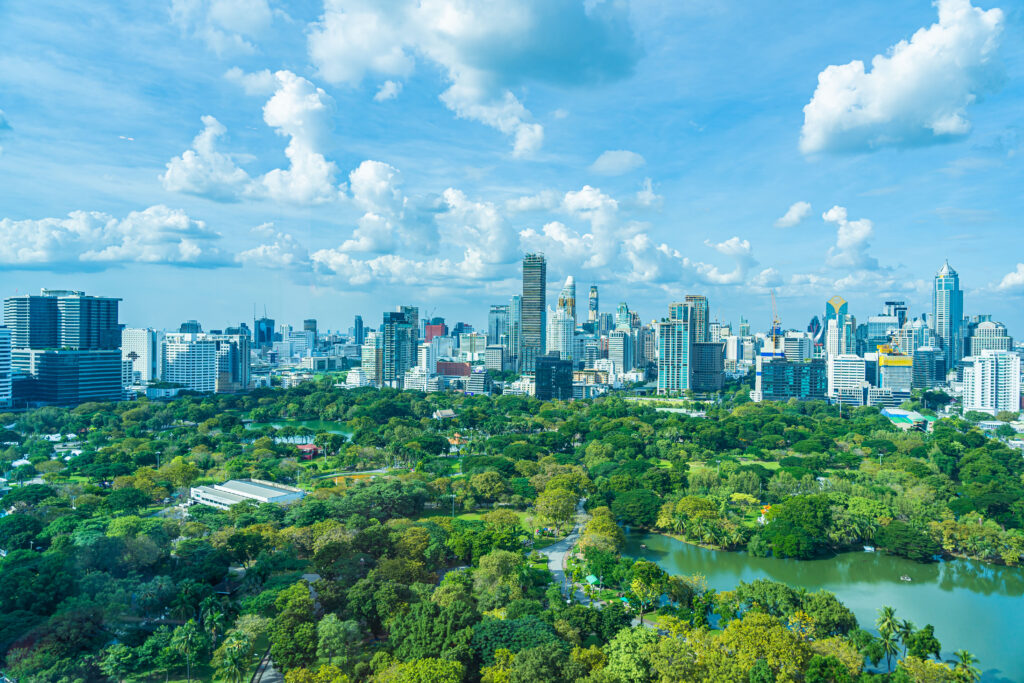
[824,295,847,331]
[488,304,510,346]
[521,253,547,372]
[878,345,913,395]
[557,276,576,325]
[353,315,365,346]
[588,286,599,323]
[933,260,964,369]
[361,332,382,386]
[547,308,575,362]
[691,342,724,392]
[962,350,1021,416]
[535,353,573,401]
[303,319,318,345]
[657,303,692,395]
[0,327,10,409]
[382,310,416,388]
[417,342,437,374]
[254,316,275,348]
[209,333,251,392]
[4,289,123,406]
[162,333,217,392]
[912,346,940,389]
[485,345,506,372]
[179,320,203,334]
[190,479,305,510]
[508,295,522,370]
[685,295,709,343]
[828,354,867,403]
[967,319,1012,356]
[122,328,164,384]
[783,332,812,362]
[753,358,827,402]
[609,330,633,375]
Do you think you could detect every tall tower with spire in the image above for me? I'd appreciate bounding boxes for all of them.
[557,276,576,326]
[933,260,964,370]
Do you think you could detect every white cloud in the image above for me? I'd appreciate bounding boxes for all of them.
[349,160,404,214]
[996,263,1024,291]
[171,0,273,55]
[165,71,344,204]
[439,188,516,264]
[774,200,811,228]
[307,0,638,156]
[635,178,662,207]
[224,66,276,95]
[505,190,560,213]
[161,116,252,202]
[237,230,310,269]
[0,205,228,269]
[589,150,646,175]
[822,205,878,270]
[519,221,593,262]
[801,0,1004,154]
[374,80,403,102]
[691,237,756,285]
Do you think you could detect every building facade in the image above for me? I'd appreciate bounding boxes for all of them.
[520,253,547,372]
[962,350,1021,416]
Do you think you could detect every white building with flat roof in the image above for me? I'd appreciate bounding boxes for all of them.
[0,327,10,409]
[963,350,1021,416]
[189,479,305,510]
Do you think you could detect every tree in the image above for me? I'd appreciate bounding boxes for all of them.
[629,561,666,623]
[213,633,254,683]
[953,650,981,683]
[0,514,42,550]
[171,619,206,683]
[100,643,136,683]
[878,630,900,672]
[317,614,361,664]
[534,488,576,533]
[611,489,662,528]
[907,624,942,661]
[377,657,465,683]
[603,627,659,682]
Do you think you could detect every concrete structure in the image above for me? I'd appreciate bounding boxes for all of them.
[488,304,510,346]
[609,330,633,376]
[485,345,506,372]
[0,327,11,408]
[657,303,692,395]
[535,353,573,401]
[361,332,382,386]
[685,295,709,343]
[967,319,1012,356]
[752,358,827,402]
[962,350,1021,416]
[190,479,305,510]
[122,328,164,384]
[691,341,724,392]
[547,308,575,362]
[162,333,217,392]
[588,285,599,323]
[783,332,813,362]
[557,276,577,325]
[878,345,913,394]
[520,253,547,372]
[828,354,867,403]
[933,260,964,369]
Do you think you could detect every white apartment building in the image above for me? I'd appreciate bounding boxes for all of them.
[122,327,164,384]
[828,354,866,402]
[162,333,217,392]
[962,350,1021,416]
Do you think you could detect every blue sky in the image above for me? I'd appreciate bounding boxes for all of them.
[1,0,1022,334]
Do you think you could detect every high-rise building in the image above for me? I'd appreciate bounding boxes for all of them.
[588,286,599,323]
[884,301,908,329]
[783,332,813,361]
[303,319,318,345]
[382,310,416,388]
[521,253,547,372]
[254,316,275,348]
[209,332,251,392]
[557,276,576,325]
[485,345,506,372]
[399,306,419,342]
[535,353,573,401]
[597,312,614,337]
[878,345,913,395]
[827,354,867,403]
[122,328,164,384]
[353,315,365,346]
[824,295,847,331]
[179,320,203,334]
[912,346,940,389]
[752,358,827,402]
[933,260,964,369]
[615,302,631,331]
[0,327,10,408]
[547,308,575,362]
[691,342,724,392]
[488,304,510,346]
[966,319,1012,356]
[508,295,522,370]
[4,289,123,406]
[361,332,382,386]
[962,350,1020,416]
[609,330,633,375]
[657,303,692,395]
[417,342,437,374]
[162,333,217,393]
[685,295,709,343]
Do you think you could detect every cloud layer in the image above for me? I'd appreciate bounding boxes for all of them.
[801,0,1004,154]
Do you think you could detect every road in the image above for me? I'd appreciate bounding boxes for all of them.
[539,499,592,605]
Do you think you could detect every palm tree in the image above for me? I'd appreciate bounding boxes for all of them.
[201,598,227,647]
[897,619,916,656]
[953,650,981,682]
[876,605,899,638]
[215,634,253,683]
[878,630,901,671]
[171,619,203,683]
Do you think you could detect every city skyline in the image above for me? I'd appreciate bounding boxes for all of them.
[1,1,1023,331]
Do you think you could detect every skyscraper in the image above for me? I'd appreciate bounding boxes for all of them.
[303,319,318,345]
[382,310,416,387]
[0,327,10,409]
[488,304,510,346]
[521,253,546,372]
[685,294,709,343]
[962,350,1020,416]
[122,328,164,384]
[657,303,692,395]
[254,316,275,348]
[933,260,964,368]
[353,315,365,346]
[588,286,599,323]
[824,295,847,330]
[547,308,575,362]
[557,276,576,325]
[508,295,522,370]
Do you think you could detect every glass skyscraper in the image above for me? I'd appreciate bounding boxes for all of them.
[520,253,546,372]
[933,260,964,369]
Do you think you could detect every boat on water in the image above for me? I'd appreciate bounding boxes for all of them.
[640,544,647,549]
[863,545,875,552]
[900,575,912,582]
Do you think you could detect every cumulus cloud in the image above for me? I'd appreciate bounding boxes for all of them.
[161,116,252,202]
[822,205,878,270]
[224,66,277,95]
[163,71,344,204]
[692,237,756,285]
[237,229,310,269]
[307,0,639,156]
[374,80,403,102]
[774,201,811,228]
[996,263,1024,291]
[635,178,662,207]
[801,0,1004,154]
[0,205,228,270]
[589,150,646,175]
[171,0,273,54]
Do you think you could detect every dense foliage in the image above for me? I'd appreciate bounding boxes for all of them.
[0,382,1014,680]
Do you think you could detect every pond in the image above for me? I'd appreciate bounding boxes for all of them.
[624,532,1024,682]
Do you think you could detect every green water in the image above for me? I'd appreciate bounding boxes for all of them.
[625,532,1024,681]
[245,419,352,436]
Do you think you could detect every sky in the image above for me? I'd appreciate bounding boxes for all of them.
[1,0,1022,335]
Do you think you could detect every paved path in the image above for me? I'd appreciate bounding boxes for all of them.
[251,649,283,683]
